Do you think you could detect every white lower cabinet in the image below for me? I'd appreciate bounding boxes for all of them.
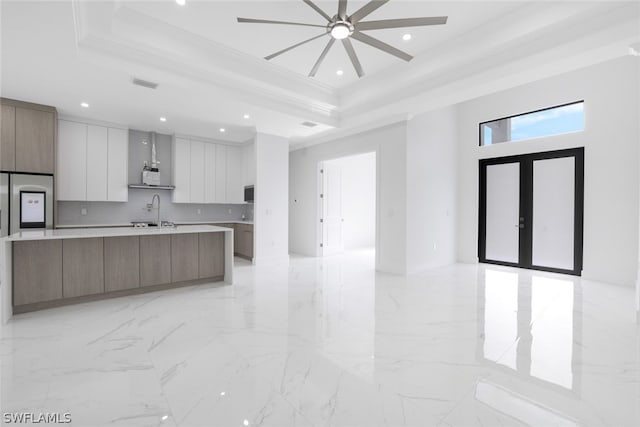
[57,120,128,202]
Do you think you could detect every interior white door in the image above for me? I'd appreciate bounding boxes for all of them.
[321,162,343,256]
[485,162,520,263]
[532,157,575,270]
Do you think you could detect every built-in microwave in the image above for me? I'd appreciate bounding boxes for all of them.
[244,185,254,203]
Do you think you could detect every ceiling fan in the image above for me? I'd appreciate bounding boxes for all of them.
[237,0,448,78]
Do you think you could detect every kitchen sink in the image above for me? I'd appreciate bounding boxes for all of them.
[131,221,177,228]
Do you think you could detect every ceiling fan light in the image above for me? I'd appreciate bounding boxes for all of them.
[331,23,350,40]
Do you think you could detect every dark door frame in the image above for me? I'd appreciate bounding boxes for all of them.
[478,147,584,276]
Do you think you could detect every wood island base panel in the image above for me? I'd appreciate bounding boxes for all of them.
[1,225,233,320]
[12,276,224,315]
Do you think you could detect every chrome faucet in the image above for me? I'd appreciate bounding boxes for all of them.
[148,193,161,226]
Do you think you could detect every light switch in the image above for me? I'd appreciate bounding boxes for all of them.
[81,208,87,216]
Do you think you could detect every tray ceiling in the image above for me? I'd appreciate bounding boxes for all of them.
[1,1,638,145]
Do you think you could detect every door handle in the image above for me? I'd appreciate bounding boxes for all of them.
[515,224,524,228]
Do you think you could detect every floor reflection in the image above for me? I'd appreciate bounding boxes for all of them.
[475,380,580,427]
[478,268,581,391]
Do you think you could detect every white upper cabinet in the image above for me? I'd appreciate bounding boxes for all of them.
[86,125,108,201]
[172,137,191,203]
[215,144,227,203]
[107,128,128,202]
[242,142,256,186]
[204,143,216,203]
[189,141,205,203]
[171,136,248,204]
[226,145,243,203]
[57,120,87,201]
[57,120,129,202]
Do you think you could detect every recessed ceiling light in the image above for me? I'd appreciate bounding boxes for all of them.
[402,33,412,41]
[159,117,167,122]
[243,114,250,119]
[220,128,226,133]
[176,0,186,6]
[220,391,226,396]
[336,69,344,76]
[161,415,169,421]
[80,102,89,108]
[243,420,249,426]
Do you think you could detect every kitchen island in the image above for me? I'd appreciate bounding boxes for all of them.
[0,225,233,322]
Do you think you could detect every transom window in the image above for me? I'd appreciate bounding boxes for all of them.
[480,101,584,146]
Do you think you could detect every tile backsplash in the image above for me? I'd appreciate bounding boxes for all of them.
[57,188,252,226]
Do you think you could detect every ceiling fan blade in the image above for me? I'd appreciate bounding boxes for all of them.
[349,0,389,23]
[342,38,364,77]
[309,38,336,77]
[357,16,448,31]
[338,0,348,19]
[351,31,412,61]
[237,17,327,28]
[265,33,329,60]
[302,0,332,22]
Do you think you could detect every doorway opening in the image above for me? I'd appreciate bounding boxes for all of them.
[318,152,376,257]
[478,148,584,275]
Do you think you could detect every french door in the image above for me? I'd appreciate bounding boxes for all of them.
[479,148,584,275]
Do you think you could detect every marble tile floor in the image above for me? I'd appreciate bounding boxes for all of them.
[1,250,639,426]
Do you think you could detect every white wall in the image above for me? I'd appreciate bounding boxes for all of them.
[254,133,289,264]
[324,152,376,250]
[406,106,458,273]
[289,122,408,274]
[457,56,640,286]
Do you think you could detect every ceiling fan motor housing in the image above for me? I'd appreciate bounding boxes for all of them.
[328,19,354,39]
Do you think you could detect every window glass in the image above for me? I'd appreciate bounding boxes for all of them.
[480,101,584,146]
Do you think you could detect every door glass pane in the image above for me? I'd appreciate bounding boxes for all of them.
[532,157,575,270]
[485,163,520,263]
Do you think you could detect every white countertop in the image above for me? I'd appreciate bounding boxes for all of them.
[55,220,253,229]
[3,225,231,242]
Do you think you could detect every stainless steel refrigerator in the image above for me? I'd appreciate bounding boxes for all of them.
[0,173,8,238]
[0,172,53,237]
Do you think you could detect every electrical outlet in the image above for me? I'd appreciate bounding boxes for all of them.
[81,208,87,216]
[433,242,437,250]
[197,209,201,215]
[228,209,232,214]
